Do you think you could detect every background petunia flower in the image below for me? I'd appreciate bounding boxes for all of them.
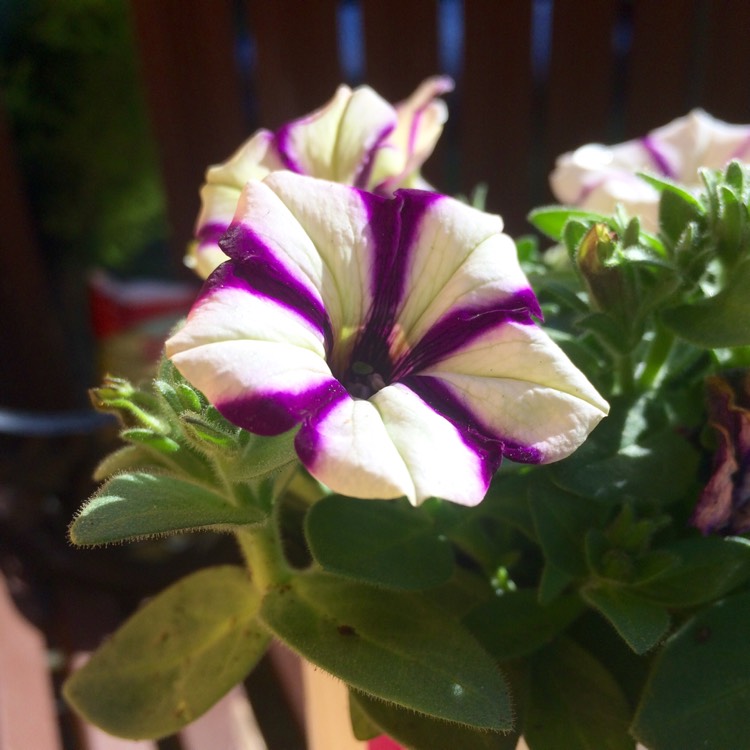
[691,372,750,536]
[550,110,750,231]
[167,171,609,507]
[187,76,454,279]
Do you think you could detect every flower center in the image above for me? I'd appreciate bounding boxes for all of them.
[344,360,388,400]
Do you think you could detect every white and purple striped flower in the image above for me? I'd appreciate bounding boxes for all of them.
[188,77,454,278]
[167,171,609,506]
[550,110,750,231]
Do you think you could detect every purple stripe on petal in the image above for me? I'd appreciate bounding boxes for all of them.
[347,190,441,380]
[197,220,230,245]
[640,135,675,178]
[294,389,350,467]
[402,374,543,482]
[354,122,395,190]
[217,224,333,352]
[218,379,347,437]
[393,293,539,379]
[272,124,305,175]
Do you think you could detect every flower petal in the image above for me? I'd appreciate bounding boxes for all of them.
[226,172,390,370]
[371,383,489,506]
[418,321,609,463]
[275,85,396,186]
[550,109,750,231]
[295,395,415,501]
[190,131,285,277]
[387,192,539,368]
[165,262,338,435]
[371,76,454,192]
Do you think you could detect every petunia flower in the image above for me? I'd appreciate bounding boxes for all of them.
[691,372,750,535]
[167,171,609,507]
[550,110,750,231]
[187,77,454,279]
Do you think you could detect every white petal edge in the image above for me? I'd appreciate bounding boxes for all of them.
[259,172,377,370]
[371,383,488,506]
[300,396,415,502]
[168,339,333,412]
[423,321,609,463]
[165,287,326,358]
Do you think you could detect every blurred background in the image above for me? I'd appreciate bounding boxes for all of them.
[3,0,749,414]
[0,1,748,745]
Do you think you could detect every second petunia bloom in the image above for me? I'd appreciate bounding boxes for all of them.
[167,172,609,507]
[189,77,454,278]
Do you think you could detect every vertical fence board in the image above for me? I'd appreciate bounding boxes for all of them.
[460,1,534,234]
[129,0,248,269]
[0,101,75,409]
[545,0,620,168]
[362,0,439,101]
[245,0,341,128]
[624,0,698,137]
[701,0,750,122]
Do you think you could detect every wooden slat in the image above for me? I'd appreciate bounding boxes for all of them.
[701,0,750,122]
[460,1,534,234]
[545,0,620,167]
[0,571,63,749]
[624,0,698,136]
[245,0,341,128]
[362,0,439,102]
[128,0,248,269]
[0,100,75,410]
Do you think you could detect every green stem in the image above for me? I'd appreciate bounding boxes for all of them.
[638,325,675,390]
[235,520,293,593]
[615,351,636,395]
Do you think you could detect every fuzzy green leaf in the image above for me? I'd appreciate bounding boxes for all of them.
[528,206,608,241]
[63,566,269,739]
[632,592,750,750]
[305,495,454,590]
[70,471,265,545]
[465,590,583,662]
[661,258,750,347]
[581,585,670,654]
[260,571,512,731]
[634,536,750,607]
[351,691,519,750]
[524,637,635,750]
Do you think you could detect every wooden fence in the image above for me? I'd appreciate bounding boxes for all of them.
[3,0,750,410]
[1,1,750,746]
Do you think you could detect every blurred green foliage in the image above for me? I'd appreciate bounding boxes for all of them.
[0,0,167,272]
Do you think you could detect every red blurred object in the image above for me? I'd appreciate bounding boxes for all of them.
[88,271,199,382]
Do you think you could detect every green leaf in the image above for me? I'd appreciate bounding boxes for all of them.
[524,637,635,750]
[576,312,633,355]
[529,477,610,577]
[581,585,670,655]
[528,206,608,241]
[464,590,583,662]
[655,184,704,246]
[482,472,537,541]
[661,258,750,347]
[538,562,574,605]
[260,571,512,731]
[92,444,169,481]
[551,427,699,506]
[63,566,269,739]
[305,495,454,590]
[632,592,750,750]
[715,184,745,264]
[635,536,750,607]
[70,471,266,545]
[351,691,519,750]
